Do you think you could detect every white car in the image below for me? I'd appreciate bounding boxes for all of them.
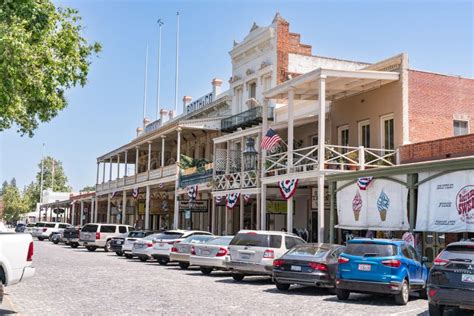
[150,230,213,265]
[31,222,73,241]
[131,233,164,261]
[227,230,306,281]
[121,231,159,259]
[189,236,234,274]
[79,223,133,252]
[169,235,215,269]
[0,233,35,302]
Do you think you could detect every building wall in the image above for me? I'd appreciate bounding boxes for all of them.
[408,70,474,143]
[330,80,404,148]
[288,54,368,74]
[399,133,474,163]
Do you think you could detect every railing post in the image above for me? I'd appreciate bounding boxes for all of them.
[358,146,365,170]
[395,148,400,165]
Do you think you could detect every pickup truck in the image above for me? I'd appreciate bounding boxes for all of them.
[63,226,81,248]
[0,233,35,302]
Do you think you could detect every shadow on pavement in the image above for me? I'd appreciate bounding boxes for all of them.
[263,286,333,296]
[214,276,273,286]
[323,293,425,306]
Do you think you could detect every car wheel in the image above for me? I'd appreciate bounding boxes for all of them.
[37,237,44,241]
[104,240,112,252]
[394,279,409,305]
[200,267,213,275]
[179,262,190,270]
[53,240,59,244]
[232,273,245,282]
[124,254,133,259]
[139,257,148,262]
[115,251,123,256]
[70,243,79,248]
[157,258,169,266]
[275,282,290,291]
[336,289,350,300]
[428,303,444,316]
[86,246,96,252]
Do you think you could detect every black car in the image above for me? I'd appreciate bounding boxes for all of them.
[272,243,345,292]
[427,240,474,315]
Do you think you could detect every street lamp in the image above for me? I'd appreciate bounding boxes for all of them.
[243,137,258,171]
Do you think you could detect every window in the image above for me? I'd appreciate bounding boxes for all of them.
[338,125,349,147]
[119,226,127,234]
[401,245,413,259]
[235,87,243,112]
[285,237,299,249]
[453,120,469,136]
[81,224,98,232]
[358,120,371,147]
[248,82,257,99]
[381,114,394,150]
[263,76,272,92]
[230,233,281,248]
[59,224,68,229]
[100,225,116,233]
[344,242,397,257]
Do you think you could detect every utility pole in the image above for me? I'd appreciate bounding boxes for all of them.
[156,19,164,120]
[174,12,180,115]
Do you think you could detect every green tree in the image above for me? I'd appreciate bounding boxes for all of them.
[2,184,27,222]
[23,181,39,212]
[36,156,71,193]
[1,181,7,195]
[9,177,16,188]
[0,0,101,136]
[81,185,95,192]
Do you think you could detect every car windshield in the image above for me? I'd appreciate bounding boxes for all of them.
[344,242,397,257]
[183,235,215,244]
[81,225,98,232]
[35,223,45,227]
[205,236,233,246]
[155,232,183,240]
[128,231,146,238]
[439,244,474,261]
[45,223,55,228]
[286,245,330,258]
[230,233,282,248]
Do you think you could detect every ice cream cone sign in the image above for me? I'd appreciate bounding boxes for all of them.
[352,190,362,221]
[377,190,390,221]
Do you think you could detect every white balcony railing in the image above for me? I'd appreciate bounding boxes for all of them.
[214,170,258,191]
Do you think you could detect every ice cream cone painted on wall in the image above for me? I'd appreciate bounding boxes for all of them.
[377,189,390,221]
[352,190,362,221]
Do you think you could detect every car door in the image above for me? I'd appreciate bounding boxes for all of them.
[401,244,417,282]
[408,245,423,283]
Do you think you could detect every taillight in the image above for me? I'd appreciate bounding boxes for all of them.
[263,249,274,259]
[42,228,47,232]
[428,289,437,298]
[96,232,101,240]
[216,247,228,257]
[146,243,153,248]
[433,254,448,266]
[27,241,34,262]
[171,246,178,253]
[382,259,401,268]
[309,262,328,271]
[273,259,284,267]
[338,257,349,264]
[191,246,196,255]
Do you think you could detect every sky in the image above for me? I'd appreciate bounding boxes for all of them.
[1,0,473,192]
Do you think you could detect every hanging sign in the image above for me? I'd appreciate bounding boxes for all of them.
[226,193,240,209]
[416,170,474,232]
[132,187,139,199]
[278,179,299,200]
[187,185,198,201]
[179,200,208,212]
[186,92,213,114]
[337,175,409,231]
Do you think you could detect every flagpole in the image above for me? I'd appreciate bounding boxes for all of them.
[156,19,164,120]
[143,45,149,123]
[174,11,180,115]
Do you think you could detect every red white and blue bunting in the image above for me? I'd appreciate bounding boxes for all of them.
[215,195,223,203]
[357,177,374,191]
[244,194,251,204]
[187,185,198,201]
[278,179,299,200]
[226,193,240,209]
[132,187,139,199]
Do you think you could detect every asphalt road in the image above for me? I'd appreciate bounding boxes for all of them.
[6,241,430,315]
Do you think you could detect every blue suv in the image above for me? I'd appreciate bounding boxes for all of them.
[336,238,428,305]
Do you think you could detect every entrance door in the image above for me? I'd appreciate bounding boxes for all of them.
[423,232,445,267]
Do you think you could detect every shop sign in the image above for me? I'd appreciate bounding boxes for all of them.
[266,201,296,215]
[186,92,213,114]
[416,170,474,232]
[144,119,161,133]
[336,175,409,231]
[179,200,208,212]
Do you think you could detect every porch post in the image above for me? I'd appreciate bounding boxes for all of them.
[102,160,106,184]
[135,147,139,182]
[329,181,336,243]
[80,200,84,226]
[147,141,152,179]
[260,99,269,231]
[124,150,128,186]
[287,88,295,233]
[239,194,244,230]
[109,157,113,184]
[260,184,267,230]
[145,185,150,230]
[71,202,76,226]
[173,128,182,229]
[161,136,166,167]
[211,196,216,234]
[408,174,417,232]
[122,190,127,225]
[317,76,327,242]
[94,197,98,223]
[107,193,111,223]
[117,154,121,180]
[96,162,100,187]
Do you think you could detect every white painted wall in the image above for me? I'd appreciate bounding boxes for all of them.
[288,54,369,74]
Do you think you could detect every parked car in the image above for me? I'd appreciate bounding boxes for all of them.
[24,223,36,234]
[336,238,428,305]
[50,231,64,244]
[122,231,161,259]
[63,226,81,248]
[427,239,474,315]
[190,236,234,275]
[31,222,73,241]
[150,230,213,265]
[0,232,35,303]
[272,243,345,291]
[227,230,306,281]
[170,234,215,269]
[131,233,164,261]
[79,223,133,252]
[14,222,26,233]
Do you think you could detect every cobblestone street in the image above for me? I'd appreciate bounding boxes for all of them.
[4,241,430,315]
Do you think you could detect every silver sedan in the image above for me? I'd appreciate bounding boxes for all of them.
[190,236,234,275]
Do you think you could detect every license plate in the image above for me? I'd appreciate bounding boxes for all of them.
[202,250,210,255]
[240,253,251,260]
[291,265,302,272]
[358,264,371,271]
[462,274,474,283]
[159,243,164,247]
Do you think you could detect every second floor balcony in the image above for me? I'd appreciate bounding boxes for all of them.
[221,104,273,133]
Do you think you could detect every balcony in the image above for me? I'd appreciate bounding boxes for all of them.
[179,163,214,188]
[221,105,273,133]
[264,144,397,177]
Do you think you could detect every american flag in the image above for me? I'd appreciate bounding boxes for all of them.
[261,128,282,150]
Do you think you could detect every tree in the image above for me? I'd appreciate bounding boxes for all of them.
[2,184,27,222]
[36,156,71,193]
[9,177,16,188]
[1,181,7,195]
[81,185,95,193]
[0,0,101,136]
[23,182,39,213]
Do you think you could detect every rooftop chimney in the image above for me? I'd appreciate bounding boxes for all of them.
[136,127,144,138]
[169,110,175,120]
[143,117,150,129]
[160,109,169,124]
[212,78,223,98]
[183,96,192,114]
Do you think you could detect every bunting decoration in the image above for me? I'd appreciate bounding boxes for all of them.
[278,179,299,200]
[226,193,240,209]
[159,182,164,189]
[111,191,117,198]
[244,194,251,204]
[187,185,198,201]
[132,187,139,199]
[215,196,223,203]
[357,177,374,191]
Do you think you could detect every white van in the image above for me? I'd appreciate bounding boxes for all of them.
[79,223,133,252]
